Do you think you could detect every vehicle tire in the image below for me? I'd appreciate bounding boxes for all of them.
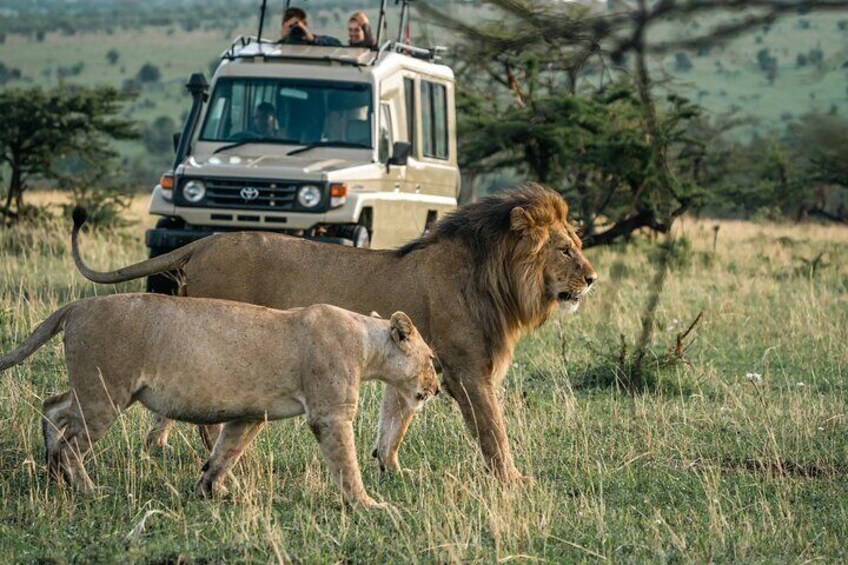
[146,217,184,295]
[145,246,179,295]
[336,224,371,248]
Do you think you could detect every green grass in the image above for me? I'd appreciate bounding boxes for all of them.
[1,204,847,562]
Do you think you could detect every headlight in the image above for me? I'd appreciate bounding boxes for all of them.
[297,184,322,208]
[183,180,206,203]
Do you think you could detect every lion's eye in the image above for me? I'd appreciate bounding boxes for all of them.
[560,247,572,258]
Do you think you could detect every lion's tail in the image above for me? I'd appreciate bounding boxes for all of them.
[0,305,73,372]
[71,206,197,284]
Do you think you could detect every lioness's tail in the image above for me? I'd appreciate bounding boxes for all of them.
[71,206,197,284]
[0,305,73,372]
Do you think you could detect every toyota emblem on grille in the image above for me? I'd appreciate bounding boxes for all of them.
[240,187,260,201]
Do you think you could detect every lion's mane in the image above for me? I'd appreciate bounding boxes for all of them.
[399,184,572,371]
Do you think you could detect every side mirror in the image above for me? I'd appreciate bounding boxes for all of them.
[388,141,412,166]
[172,132,181,153]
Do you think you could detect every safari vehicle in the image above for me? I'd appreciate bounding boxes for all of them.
[146,0,459,291]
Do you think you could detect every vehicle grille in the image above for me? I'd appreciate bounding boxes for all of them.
[203,179,300,210]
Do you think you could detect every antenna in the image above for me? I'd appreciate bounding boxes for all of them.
[396,0,412,44]
[257,0,268,43]
[375,0,389,46]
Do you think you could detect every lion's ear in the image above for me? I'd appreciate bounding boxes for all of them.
[510,207,535,234]
[370,311,382,319]
[390,311,414,347]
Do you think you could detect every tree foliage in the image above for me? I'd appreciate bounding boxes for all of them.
[0,85,139,222]
[420,0,848,243]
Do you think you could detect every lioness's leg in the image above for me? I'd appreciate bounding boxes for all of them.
[198,424,223,451]
[42,392,75,482]
[145,414,175,450]
[145,417,221,452]
[443,374,523,481]
[373,385,416,473]
[45,392,121,493]
[195,420,264,498]
[310,416,385,509]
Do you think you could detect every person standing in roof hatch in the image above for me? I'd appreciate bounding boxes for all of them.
[347,11,375,48]
[279,7,342,47]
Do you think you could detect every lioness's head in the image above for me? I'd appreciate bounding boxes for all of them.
[380,311,440,407]
[509,202,597,314]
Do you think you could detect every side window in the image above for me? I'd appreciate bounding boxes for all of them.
[379,103,393,162]
[404,77,416,153]
[420,80,448,160]
[420,81,432,157]
[432,83,448,159]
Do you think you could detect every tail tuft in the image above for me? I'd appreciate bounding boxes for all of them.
[72,206,87,230]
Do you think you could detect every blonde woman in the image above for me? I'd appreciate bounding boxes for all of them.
[347,11,375,48]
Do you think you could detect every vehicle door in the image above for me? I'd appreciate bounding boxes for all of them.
[404,75,458,233]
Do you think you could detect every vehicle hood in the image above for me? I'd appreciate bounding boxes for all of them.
[183,151,369,178]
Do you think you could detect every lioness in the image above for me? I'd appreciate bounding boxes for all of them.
[0,296,438,509]
[72,184,597,481]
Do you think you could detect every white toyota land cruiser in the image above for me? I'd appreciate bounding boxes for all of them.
[146,2,459,292]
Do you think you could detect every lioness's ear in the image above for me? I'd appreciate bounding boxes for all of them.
[390,311,414,345]
[370,311,382,319]
[510,207,535,234]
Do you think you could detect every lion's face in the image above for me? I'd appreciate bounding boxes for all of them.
[541,224,597,313]
[384,312,440,407]
[511,205,597,314]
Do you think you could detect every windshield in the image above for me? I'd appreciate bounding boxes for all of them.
[199,78,373,147]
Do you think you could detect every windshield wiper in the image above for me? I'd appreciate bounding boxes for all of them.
[213,138,299,155]
[287,141,371,156]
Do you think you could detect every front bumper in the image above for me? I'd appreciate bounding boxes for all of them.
[148,185,362,230]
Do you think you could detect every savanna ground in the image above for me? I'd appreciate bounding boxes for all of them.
[1,194,847,562]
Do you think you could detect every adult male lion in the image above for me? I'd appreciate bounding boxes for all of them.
[71,184,597,481]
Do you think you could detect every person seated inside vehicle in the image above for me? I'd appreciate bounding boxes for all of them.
[250,102,283,138]
[347,11,375,48]
[279,7,342,47]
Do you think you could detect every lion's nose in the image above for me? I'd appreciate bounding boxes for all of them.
[585,273,598,287]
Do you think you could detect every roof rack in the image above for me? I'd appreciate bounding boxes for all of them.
[222,35,447,67]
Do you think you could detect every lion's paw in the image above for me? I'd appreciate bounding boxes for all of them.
[356,497,392,512]
[195,479,229,499]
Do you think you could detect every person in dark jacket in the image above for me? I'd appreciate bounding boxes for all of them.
[279,7,341,47]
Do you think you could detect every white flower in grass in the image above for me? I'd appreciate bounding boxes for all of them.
[796,382,805,387]
[745,372,762,383]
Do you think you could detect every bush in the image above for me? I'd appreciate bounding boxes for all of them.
[106,49,119,65]
[60,185,134,229]
[674,52,693,72]
[56,62,84,80]
[143,115,178,155]
[137,63,161,83]
[0,62,22,86]
[756,48,778,83]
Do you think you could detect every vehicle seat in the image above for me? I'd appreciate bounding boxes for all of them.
[345,119,370,146]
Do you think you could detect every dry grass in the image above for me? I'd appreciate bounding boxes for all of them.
[1,199,847,562]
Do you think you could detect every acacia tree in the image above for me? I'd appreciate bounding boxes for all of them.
[0,85,138,222]
[420,0,848,245]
